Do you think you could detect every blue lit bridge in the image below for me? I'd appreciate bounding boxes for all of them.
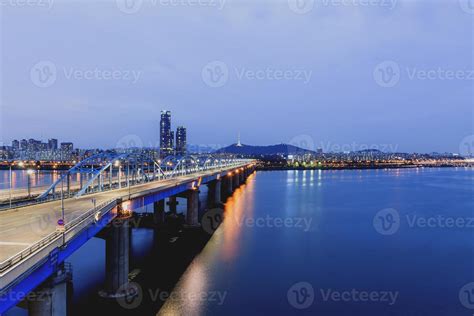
[0,153,256,315]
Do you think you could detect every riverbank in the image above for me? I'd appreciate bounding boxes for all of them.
[257,163,473,171]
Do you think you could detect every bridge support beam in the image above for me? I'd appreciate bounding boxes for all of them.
[27,264,71,316]
[207,179,222,208]
[153,200,165,225]
[239,170,245,184]
[185,189,200,227]
[103,217,130,296]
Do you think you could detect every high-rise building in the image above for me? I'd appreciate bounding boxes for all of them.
[12,140,19,150]
[60,142,73,152]
[48,138,58,151]
[27,139,40,152]
[20,139,28,150]
[160,110,173,156]
[176,126,187,155]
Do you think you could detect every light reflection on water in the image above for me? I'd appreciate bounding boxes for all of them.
[158,174,256,316]
[158,168,474,316]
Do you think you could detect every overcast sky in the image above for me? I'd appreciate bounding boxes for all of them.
[0,0,472,153]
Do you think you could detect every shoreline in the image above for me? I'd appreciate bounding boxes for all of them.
[257,164,473,171]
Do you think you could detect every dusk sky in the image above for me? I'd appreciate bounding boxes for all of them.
[0,0,472,153]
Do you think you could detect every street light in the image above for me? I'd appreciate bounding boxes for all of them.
[8,161,15,209]
[26,169,34,198]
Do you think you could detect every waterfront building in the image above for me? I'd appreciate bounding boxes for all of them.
[20,139,27,150]
[12,140,19,150]
[176,126,187,155]
[160,110,173,157]
[48,138,58,151]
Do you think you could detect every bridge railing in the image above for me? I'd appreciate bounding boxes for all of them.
[0,199,117,277]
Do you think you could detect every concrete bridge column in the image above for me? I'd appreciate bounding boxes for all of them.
[239,170,245,184]
[207,179,222,208]
[27,264,71,316]
[104,217,130,296]
[153,200,165,225]
[185,189,200,227]
[222,174,233,198]
[233,172,240,189]
[168,196,178,215]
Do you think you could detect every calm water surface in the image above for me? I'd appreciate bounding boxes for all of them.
[5,168,474,316]
[162,168,474,315]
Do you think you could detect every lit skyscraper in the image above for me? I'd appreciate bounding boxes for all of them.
[160,110,173,156]
[176,126,187,155]
[48,138,58,151]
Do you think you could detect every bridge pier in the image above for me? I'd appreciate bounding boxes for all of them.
[222,174,233,199]
[27,263,72,316]
[185,189,200,227]
[103,215,130,297]
[207,179,222,208]
[233,172,241,189]
[153,200,165,225]
[167,196,178,215]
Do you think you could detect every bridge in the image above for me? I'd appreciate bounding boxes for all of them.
[0,153,256,315]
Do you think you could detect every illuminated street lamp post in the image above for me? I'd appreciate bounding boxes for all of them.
[26,169,34,197]
[8,161,14,209]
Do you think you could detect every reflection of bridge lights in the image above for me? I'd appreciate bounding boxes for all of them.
[27,169,34,175]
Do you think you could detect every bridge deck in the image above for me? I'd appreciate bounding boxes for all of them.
[0,168,233,264]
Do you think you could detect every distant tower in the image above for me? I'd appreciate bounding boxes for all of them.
[236,132,243,147]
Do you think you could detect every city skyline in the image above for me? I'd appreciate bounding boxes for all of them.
[0,0,472,153]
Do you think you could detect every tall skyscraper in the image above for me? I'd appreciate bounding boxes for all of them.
[11,140,19,150]
[176,126,187,155]
[160,110,173,156]
[60,142,74,152]
[48,138,58,151]
[20,139,27,150]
